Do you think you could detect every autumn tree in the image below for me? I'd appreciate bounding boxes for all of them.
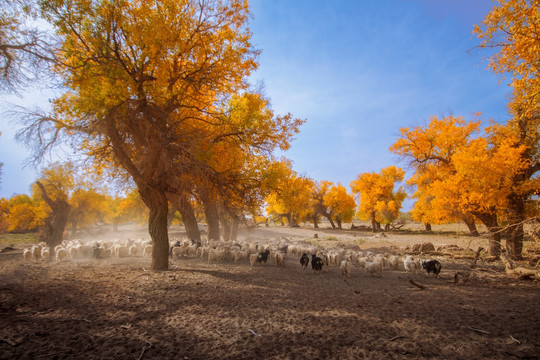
[391,115,530,256]
[474,0,540,258]
[17,0,264,270]
[4,194,40,232]
[390,116,485,233]
[32,162,73,248]
[350,166,407,232]
[323,183,356,229]
[68,188,109,237]
[310,180,335,228]
[266,160,314,227]
[188,92,303,240]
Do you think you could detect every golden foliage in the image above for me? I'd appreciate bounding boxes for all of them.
[391,115,530,223]
[265,160,314,225]
[323,184,356,224]
[474,0,540,120]
[350,166,406,226]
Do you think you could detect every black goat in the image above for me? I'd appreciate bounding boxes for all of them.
[257,249,270,264]
[311,254,324,275]
[422,259,442,276]
[300,253,309,269]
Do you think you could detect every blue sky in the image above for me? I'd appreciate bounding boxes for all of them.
[0,0,510,204]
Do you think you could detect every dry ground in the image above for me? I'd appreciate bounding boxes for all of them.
[1,224,539,360]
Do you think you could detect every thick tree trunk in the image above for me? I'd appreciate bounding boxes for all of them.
[180,205,201,242]
[289,213,299,227]
[221,216,231,241]
[424,223,432,231]
[230,216,239,242]
[505,194,525,260]
[203,198,221,241]
[336,216,342,229]
[473,211,501,257]
[169,193,201,242]
[140,188,169,271]
[462,213,479,236]
[312,215,319,228]
[36,181,70,251]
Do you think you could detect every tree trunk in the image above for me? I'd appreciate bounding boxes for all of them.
[169,193,201,242]
[167,206,177,230]
[230,216,239,242]
[203,197,221,241]
[371,215,378,232]
[505,194,525,260]
[336,215,342,229]
[36,181,70,251]
[323,213,336,229]
[140,188,169,271]
[461,213,479,236]
[473,211,501,257]
[424,223,432,231]
[289,213,298,227]
[221,216,231,241]
[312,214,319,228]
[71,220,78,239]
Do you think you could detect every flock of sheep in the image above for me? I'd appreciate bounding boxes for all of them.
[22,238,152,264]
[21,236,442,278]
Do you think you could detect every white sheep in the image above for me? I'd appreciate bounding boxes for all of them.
[340,259,352,278]
[403,255,418,274]
[171,246,184,259]
[374,254,389,269]
[128,245,138,257]
[41,246,50,260]
[356,256,369,268]
[249,253,259,266]
[275,252,285,267]
[23,248,32,261]
[208,248,225,263]
[388,255,399,270]
[31,245,42,260]
[56,247,68,263]
[142,244,153,258]
[365,261,383,277]
[234,249,250,263]
[68,244,80,260]
[186,244,198,257]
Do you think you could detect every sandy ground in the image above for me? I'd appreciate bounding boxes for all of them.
[1,224,539,359]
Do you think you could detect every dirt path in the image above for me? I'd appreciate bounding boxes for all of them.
[1,226,539,359]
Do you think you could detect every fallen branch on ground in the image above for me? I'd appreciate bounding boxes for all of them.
[248,329,261,337]
[467,326,490,335]
[137,341,152,360]
[389,335,407,341]
[501,253,540,279]
[409,279,426,290]
[509,335,521,345]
